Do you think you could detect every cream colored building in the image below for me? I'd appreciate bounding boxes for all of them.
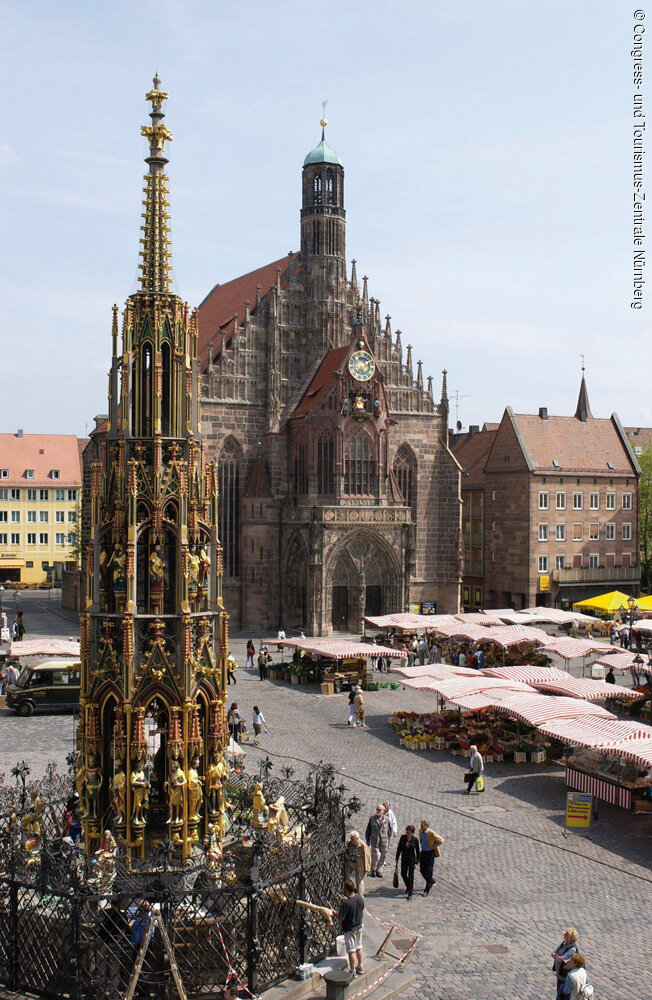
[0,432,83,585]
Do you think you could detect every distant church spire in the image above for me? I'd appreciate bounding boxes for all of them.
[574,361,592,422]
[139,74,173,294]
[440,369,449,410]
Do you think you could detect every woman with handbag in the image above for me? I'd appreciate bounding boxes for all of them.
[394,824,420,899]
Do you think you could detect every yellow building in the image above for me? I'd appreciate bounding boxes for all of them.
[0,431,83,585]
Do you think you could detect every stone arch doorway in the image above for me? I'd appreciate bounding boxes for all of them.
[326,531,403,632]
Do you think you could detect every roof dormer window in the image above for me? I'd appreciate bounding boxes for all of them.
[0,469,8,479]
[51,469,60,480]
[25,470,35,480]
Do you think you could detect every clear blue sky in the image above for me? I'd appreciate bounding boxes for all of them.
[1,1,648,435]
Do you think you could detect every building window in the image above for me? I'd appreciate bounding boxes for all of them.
[556,492,566,510]
[40,511,49,523]
[623,523,632,540]
[217,439,241,578]
[556,523,566,541]
[0,489,6,500]
[606,492,616,510]
[573,492,583,510]
[313,172,322,205]
[39,533,48,545]
[589,493,599,510]
[394,445,417,509]
[0,512,6,523]
[538,491,549,510]
[317,431,334,495]
[25,470,34,480]
[0,469,7,479]
[0,534,6,545]
[491,490,496,501]
[606,523,615,540]
[51,469,60,480]
[344,432,377,495]
[55,532,65,545]
[11,511,20,523]
[538,555,549,573]
[67,511,76,523]
[623,492,632,510]
[68,489,77,502]
[572,523,583,541]
[54,510,64,523]
[538,523,549,541]
[27,489,36,501]
[555,555,566,569]
[27,511,36,523]
[10,489,20,500]
[67,532,76,545]
[39,489,49,501]
[10,532,19,545]
[589,553,599,568]
[589,523,599,540]
[55,488,65,502]
[27,533,36,545]
[293,443,308,496]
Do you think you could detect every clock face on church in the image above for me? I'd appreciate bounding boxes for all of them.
[348,350,375,382]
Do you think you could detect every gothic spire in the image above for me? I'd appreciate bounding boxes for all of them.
[574,368,592,422]
[440,369,449,409]
[139,74,173,294]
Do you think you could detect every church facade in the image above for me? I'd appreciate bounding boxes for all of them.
[197,125,462,633]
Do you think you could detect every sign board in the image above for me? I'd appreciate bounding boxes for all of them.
[565,792,592,829]
[421,601,437,615]
[409,602,422,615]
[539,575,550,592]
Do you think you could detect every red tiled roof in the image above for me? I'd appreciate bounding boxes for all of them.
[291,346,350,419]
[197,256,291,371]
[453,429,496,484]
[0,434,82,487]
[510,413,635,474]
[625,426,652,452]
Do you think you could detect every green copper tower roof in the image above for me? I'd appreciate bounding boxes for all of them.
[303,128,343,168]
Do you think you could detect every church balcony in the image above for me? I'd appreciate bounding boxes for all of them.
[281,504,411,526]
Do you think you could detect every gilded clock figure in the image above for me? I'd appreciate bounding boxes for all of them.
[348,350,375,382]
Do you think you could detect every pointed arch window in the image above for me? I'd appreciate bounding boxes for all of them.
[325,169,334,204]
[317,430,334,495]
[140,342,153,437]
[161,341,171,436]
[313,173,322,205]
[217,440,241,577]
[293,442,308,496]
[344,432,376,496]
[312,220,320,255]
[394,445,417,510]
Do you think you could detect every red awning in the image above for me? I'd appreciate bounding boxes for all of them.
[270,638,404,660]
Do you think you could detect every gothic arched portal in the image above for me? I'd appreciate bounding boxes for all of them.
[325,531,403,632]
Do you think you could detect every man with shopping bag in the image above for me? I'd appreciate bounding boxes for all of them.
[464,745,484,794]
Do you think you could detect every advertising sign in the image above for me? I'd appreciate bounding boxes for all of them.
[565,791,592,829]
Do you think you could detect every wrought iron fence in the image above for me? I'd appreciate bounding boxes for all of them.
[0,760,355,999]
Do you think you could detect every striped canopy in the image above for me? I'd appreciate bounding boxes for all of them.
[537,637,613,660]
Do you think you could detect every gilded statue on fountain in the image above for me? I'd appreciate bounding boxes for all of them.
[78,76,230,859]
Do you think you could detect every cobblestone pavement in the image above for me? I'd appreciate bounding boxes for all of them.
[2,599,651,1000]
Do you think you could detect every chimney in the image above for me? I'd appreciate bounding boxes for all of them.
[538,407,548,421]
[16,429,23,439]
[469,425,480,437]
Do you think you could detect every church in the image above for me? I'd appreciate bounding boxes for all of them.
[196,118,462,633]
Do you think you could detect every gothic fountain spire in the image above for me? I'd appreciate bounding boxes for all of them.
[139,74,173,294]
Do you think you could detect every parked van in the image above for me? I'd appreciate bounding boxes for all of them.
[6,658,81,716]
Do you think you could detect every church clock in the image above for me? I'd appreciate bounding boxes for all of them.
[348,350,375,382]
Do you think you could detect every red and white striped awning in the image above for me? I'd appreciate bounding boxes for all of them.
[592,651,652,676]
[474,625,549,647]
[632,621,652,635]
[608,738,652,767]
[537,637,613,660]
[454,612,507,627]
[363,613,459,630]
[487,691,614,725]
[483,665,571,684]
[270,638,404,660]
[536,717,652,749]
[9,638,81,660]
[391,663,480,679]
[529,677,640,701]
[523,606,598,624]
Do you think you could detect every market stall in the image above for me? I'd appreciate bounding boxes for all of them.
[265,637,403,692]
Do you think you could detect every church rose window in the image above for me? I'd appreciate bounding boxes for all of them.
[317,432,334,495]
[344,431,376,496]
[394,445,416,509]
[218,440,241,577]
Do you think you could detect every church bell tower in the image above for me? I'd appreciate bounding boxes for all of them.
[79,76,229,858]
[300,106,346,289]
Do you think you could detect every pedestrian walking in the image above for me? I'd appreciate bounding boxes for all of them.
[246,640,255,669]
[346,687,357,726]
[257,650,268,681]
[353,686,366,727]
[465,745,484,794]
[365,804,390,877]
[417,635,427,665]
[330,879,364,979]
[394,825,420,899]
[252,705,268,738]
[227,702,242,743]
[383,800,398,849]
[418,819,444,895]
[551,928,579,1000]
[227,656,237,685]
[17,617,25,640]
[345,830,371,897]
[562,954,592,998]
[277,628,286,641]
[408,636,418,665]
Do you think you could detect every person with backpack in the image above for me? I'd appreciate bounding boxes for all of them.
[562,954,592,999]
